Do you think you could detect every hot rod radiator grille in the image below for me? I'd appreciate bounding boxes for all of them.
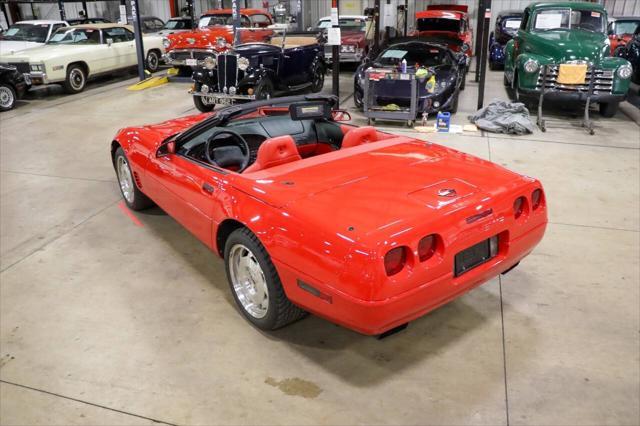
[217,54,238,90]
[536,65,614,94]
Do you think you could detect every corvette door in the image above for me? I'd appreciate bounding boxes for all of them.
[145,151,219,249]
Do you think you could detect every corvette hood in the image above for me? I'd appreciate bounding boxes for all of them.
[0,40,43,55]
[529,30,608,64]
[236,138,529,241]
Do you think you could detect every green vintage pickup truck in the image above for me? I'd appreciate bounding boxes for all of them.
[504,2,633,117]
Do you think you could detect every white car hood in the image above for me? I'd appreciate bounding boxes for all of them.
[0,40,44,55]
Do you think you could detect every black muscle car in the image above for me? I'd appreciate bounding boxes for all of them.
[353,38,467,115]
[190,31,325,112]
[617,26,640,84]
[0,64,28,111]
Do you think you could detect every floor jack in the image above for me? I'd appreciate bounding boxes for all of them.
[536,64,596,135]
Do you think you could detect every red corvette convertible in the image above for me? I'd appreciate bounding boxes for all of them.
[111,96,547,336]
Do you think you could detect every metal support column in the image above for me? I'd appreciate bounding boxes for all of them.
[186,0,194,27]
[332,0,340,107]
[403,0,408,36]
[477,0,491,110]
[373,0,380,51]
[57,0,66,20]
[296,0,303,32]
[474,0,485,82]
[130,0,146,81]
[82,1,88,16]
[232,0,240,45]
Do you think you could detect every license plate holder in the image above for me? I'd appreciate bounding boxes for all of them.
[454,238,495,277]
[185,58,198,67]
[557,64,587,85]
[213,97,232,105]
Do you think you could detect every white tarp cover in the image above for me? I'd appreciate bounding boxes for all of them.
[468,100,535,135]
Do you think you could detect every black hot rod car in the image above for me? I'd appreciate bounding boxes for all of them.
[190,31,326,112]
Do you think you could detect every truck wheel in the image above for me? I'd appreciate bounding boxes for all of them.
[599,101,619,118]
[0,83,16,111]
[63,64,87,94]
[225,228,307,331]
[145,50,160,73]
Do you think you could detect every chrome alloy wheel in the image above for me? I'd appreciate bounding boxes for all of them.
[229,244,269,319]
[116,156,135,204]
[0,86,14,109]
[69,68,85,91]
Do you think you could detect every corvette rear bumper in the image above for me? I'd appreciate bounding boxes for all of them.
[276,222,546,335]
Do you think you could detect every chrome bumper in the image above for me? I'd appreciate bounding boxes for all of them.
[27,71,47,85]
[325,51,363,63]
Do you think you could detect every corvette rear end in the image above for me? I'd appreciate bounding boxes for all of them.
[233,137,547,335]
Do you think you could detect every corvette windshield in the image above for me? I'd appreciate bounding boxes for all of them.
[1,23,49,42]
[416,18,461,32]
[47,28,100,44]
[377,45,448,67]
[533,9,605,33]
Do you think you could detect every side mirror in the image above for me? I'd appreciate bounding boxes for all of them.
[106,38,113,46]
[331,109,352,122]
[157,140,176,157]
[167,141,176,154]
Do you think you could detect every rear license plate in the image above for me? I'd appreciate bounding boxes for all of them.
[454,237,497,277]
[213,97,232,105]
[186,58,198,67]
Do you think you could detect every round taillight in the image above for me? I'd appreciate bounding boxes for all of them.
[514,196,526,219]
[418,234,437,262]
[384,246,407,276]
[532,189,543,210]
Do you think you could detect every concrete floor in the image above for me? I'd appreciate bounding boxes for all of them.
[0,66,639,426]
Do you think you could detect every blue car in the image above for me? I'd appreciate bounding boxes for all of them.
[190,32,325,112]
[489,10,523,70]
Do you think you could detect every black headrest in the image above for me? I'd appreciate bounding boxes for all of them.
[213,145,245,168]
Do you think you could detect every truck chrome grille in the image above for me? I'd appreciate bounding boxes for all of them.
[217,53,238,91]
[536,65,614,94]
[168,49,215,61]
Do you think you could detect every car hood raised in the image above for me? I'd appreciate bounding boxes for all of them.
[528,29,609,63]
[234,137,528,241]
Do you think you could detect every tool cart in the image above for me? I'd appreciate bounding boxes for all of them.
[362,68,418,127]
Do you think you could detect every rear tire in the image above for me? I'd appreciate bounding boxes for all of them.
[224,228,307,331]
[599,101,619,118]
[63,64,87,94]
[114,147,154,211]
[0,83,16,111]
[449,92,459,113]
[146,50,160,73]
[255,78,274,100]
[459,70,466,90]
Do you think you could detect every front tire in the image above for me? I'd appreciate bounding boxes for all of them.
[599,101,619,118]
[0,83,16,111]
[146,50,160,73]
[63,64,87,94]
[224,228,307,330]
[354,85,364,109]
[114,147,154,211]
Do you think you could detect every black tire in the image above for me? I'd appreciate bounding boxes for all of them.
[354,86,364,109]
[224,228,307,330]
[613,46,625,57]
[193,83,216,112]
[114,147,154,211]
[459,70,466,90]
[489,61,496,71]
[599,101,619,118]
[254,78,274,100]
[63,64,87,94]
[146,50,160,73]
[177,66,192,77]
[0,83,16,111]
[449,92,459,114]
[310,62,324,93]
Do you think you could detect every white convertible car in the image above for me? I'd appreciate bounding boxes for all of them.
[0,20,69,54]
[0,23,165,94]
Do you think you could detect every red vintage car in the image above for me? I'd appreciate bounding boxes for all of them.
[311,15,371,63]
[163,8,274,68]
[111,95,547,336]
[608,17,640,56]
[412,5,473,64]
